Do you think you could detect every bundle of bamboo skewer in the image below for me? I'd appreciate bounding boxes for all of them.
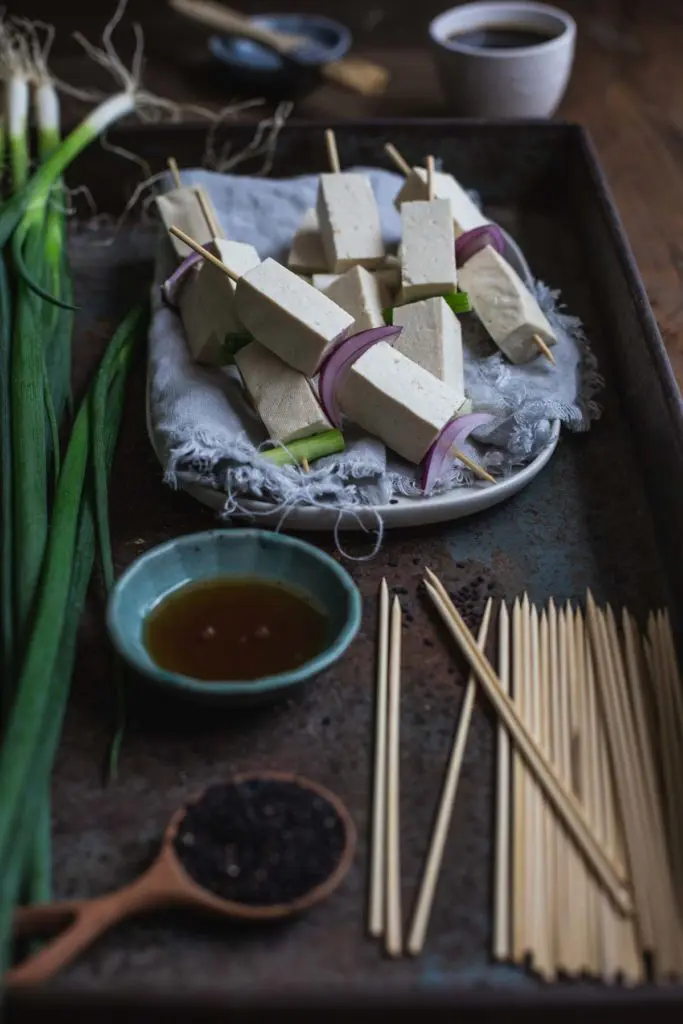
[369,572,683,979]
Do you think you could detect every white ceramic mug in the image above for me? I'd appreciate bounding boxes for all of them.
[429,2,576,118]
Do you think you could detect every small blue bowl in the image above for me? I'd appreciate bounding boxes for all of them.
[107,530,362,706]
[209,13,352,92]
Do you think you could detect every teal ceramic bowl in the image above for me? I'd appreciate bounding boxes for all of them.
[107,530,362,706]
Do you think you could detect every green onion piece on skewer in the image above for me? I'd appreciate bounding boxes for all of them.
[260,429,345,468]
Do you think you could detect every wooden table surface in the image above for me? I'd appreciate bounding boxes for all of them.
[15,0,683,385]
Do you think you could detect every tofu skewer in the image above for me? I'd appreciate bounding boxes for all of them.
[157,160,224,260]
[169,226,354,377]
[387,145,554,365]
[398,154,457,305]
[386,143,489,236]
[459,245,557,365]
[317,129,385,272]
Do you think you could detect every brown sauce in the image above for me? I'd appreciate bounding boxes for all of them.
[448,25,555,49]
[144,578,328,681]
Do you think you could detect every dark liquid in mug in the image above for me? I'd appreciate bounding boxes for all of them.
[448,24,555,49]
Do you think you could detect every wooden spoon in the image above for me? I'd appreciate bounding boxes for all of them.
[7,771,356,986]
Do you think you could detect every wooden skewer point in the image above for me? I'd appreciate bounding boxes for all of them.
[168,156,182,190]
[423,570,632,915]
[384,143,411,178]
[532,333,556,365]
[300,457,310,474]
[325,129,341,174]
[452,448,495,485]
[369,579,390,939]
[168,226,239,283]
[385,594,403,957]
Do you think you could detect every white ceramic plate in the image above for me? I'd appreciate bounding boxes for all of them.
[147,387,560,531]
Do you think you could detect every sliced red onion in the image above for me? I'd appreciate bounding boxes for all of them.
[421,413,494,494]
[318,325,402,427]
[455,225,505,267]
[161,252,202,308]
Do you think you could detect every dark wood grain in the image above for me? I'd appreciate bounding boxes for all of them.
[8,0,683,382]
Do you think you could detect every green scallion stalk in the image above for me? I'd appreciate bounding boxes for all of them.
[0,92,135,254]
[91,304,147,780]
[0,310,141,881]
[0,255,13,688]
[0,341,135,974]
[260,429,345,467]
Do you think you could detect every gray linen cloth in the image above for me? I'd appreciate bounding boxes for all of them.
[148,168,601,514]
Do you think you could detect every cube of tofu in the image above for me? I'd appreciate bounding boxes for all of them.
[287,207,329,274]
[458,245,556,364]
[321,266,384,333]
[234,258,354,377]
[337,342,463,464]
[394,168,489,237]
[155,186,223,259]
[235,341,331,444]
[393,297,465,394]
[314,269,396,308]
[316,173,385,272]
[179,239,260,364]
[312,273,341,291]
[400,199,457,304]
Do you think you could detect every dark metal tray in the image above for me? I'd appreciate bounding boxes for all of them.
[9,120,683,1021]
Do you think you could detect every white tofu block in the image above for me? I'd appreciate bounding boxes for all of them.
[155,186,223,259]
[287,208,328,274]
[322,266,384,333]
[314,269,396,308]
[458,245,556,364]
[400,199,457,303]
[234,258,354,376]
[338,341,462,464]
[392,297,465,394]
[316,173,385,272]
[312,273,340,291]
[235,341,331,444]
[394,167,489,237]
[179,239,260,364]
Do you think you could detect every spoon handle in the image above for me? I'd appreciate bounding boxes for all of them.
[7,864,175,985]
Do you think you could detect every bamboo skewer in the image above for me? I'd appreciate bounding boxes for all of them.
[423,571,631,915]
[532,333,556,365]
[195,186,222,242]
[586,596,652,947]
[511,599,526,961]
[521,597,535,963]
[622,611,681,976]
[493,602,511,962]
[576,608,598,977]
[538,609,554,976]
[406,599,493,956]
[452,449,496,484]
[325,129,342,174]
[168,156,182,189]
[528,603,550,975]
[384,143,412,177]
[385,595,403,957]
[369,580,390,938]
[554,607,574,972]
[426,155,435,203]
[168,226,239,282]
